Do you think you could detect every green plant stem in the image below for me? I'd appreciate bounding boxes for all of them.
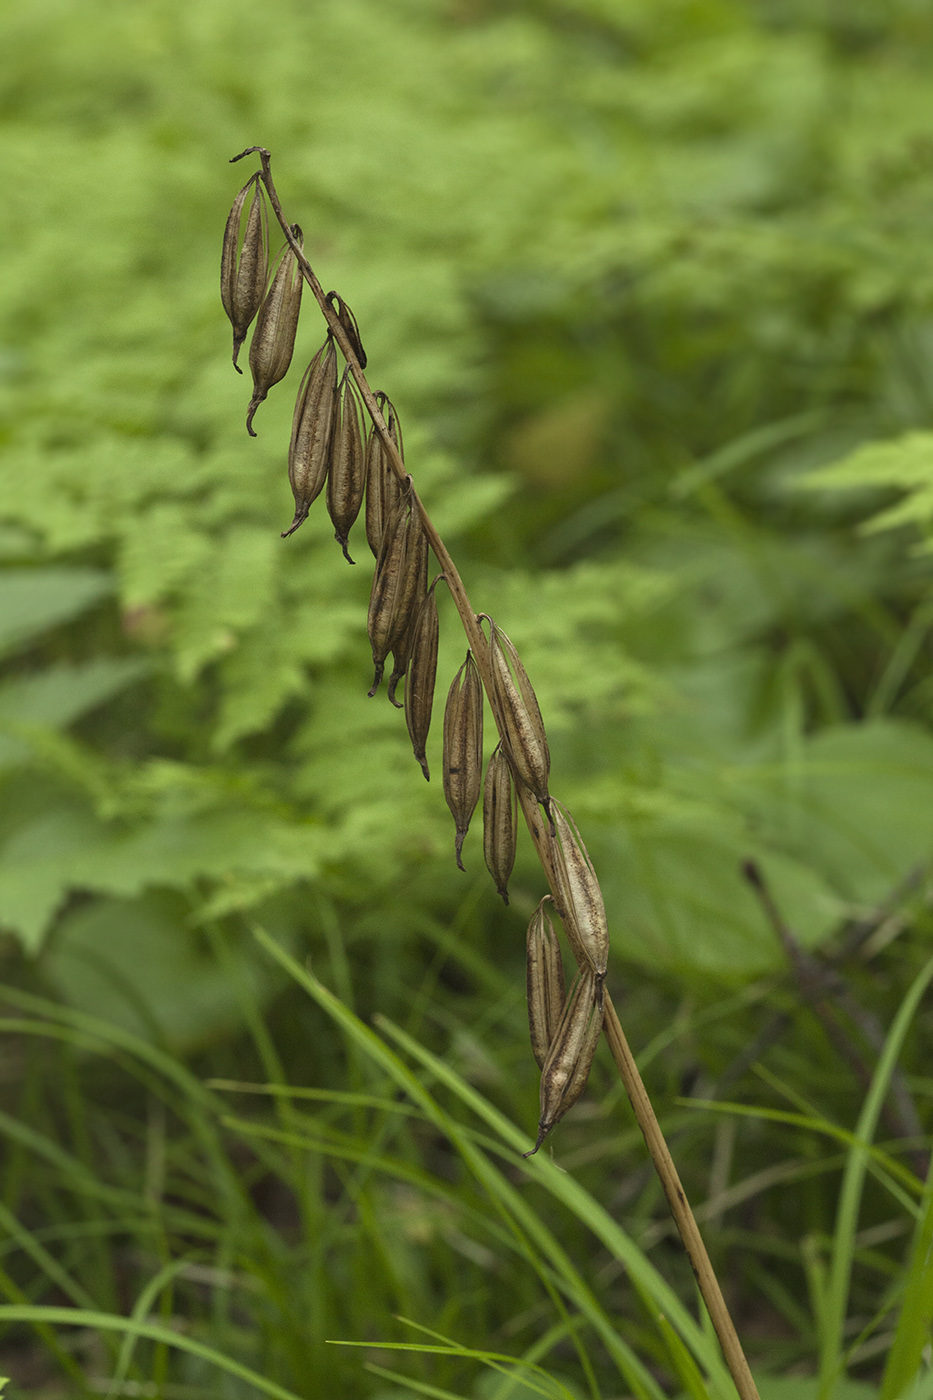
[233,145,761,1400]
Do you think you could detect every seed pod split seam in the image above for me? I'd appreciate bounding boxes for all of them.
[246,225,305,437]
[442,650,484,870]
[282,336,338,538]
[404,574,443,780]
[221,173,270,373]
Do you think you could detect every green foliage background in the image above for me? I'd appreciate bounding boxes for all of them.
[2,0,933,1396]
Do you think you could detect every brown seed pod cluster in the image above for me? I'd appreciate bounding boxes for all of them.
[524,967,604,1157]
[368,487,428,697]
[326,371,366,562]
[483,742,517,904]
[221,173,269,373]
[404,577,442,780]
[526,897,565,1070]
[548,799,609,980]
[365,394,404,559]
[246,226,304,436]
[442,651,484,870]
[222,155,613,1154]
[481,616,552,828]
[284,337,338,538]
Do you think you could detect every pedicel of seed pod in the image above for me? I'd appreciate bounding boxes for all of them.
[524,967,603,1157]
[480,615,552,828]
[548,799,609,979]
[483,742,517,904]
[364,394,404,558]
[526,897,565,1070]
[325,370,365,561]
[367,485,419,695]
[221,172,269,373]
[386,520,429,706]
[246,225,304,437]
[442,650,483,871]
[404,574,442,781]
[325,291,367,369]
[282,336,338,538]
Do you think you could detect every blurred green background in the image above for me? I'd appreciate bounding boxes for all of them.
[3,0,933,1394]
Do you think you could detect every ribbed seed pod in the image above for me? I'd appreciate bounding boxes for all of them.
[524,968,603,1157]
[246,225,304,436]
[483,743,518,904]
[526,897,565,1070]
[367,489,425,695]
[482,616,552,824]
[386,521,429,706]
[282,337,338,538]
[548,800,609,979]
[404,576,441,781]
[325,373,365,561]
[365,395,404,557]
[221,173,269,373]
[326,291,367,368]
[442,651,484,871]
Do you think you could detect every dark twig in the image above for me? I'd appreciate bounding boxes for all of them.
[742,860,927,1179]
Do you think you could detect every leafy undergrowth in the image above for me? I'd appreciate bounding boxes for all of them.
[2,0,933,1395]
[1,900,931,1398]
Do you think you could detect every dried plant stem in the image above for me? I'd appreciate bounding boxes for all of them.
[601,996,759,1400]
[233,146,760,1400]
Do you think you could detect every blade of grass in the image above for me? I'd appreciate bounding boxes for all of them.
[105,1256,194,1398]
[251,923,663,1400]
[375,1011,735,1400]
[0,1306,304,1400]
[880,1150,933,1400]
[818,950,933,1400]
[333,1315,577,1400]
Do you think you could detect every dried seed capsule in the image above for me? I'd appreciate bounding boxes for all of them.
[549,800,609,979]
[221,173,269,372]
[526,897,565,1070]
[481,617,551,824]
[325,291,367,368]
[325,373,365,561]
[365,395,404,558]
[442,650,484,871]
[404,575,441,781]
[246,225,304,436]
[524,968,603,1157]
[282,337,338,538]
[386,522,429,706]
[483,743,518,904]
[367,488,425,695]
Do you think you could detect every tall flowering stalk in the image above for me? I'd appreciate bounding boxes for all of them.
[221,145,760,1400]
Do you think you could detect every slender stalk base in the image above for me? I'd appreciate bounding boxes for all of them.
[603,995,760,1400]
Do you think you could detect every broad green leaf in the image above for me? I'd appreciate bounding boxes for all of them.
[0,567,112,657]
[0,657,149,767]
[42,893,286,1049]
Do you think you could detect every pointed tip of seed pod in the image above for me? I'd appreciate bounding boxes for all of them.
[455,827,468,871]
[246,393,266,436]
[522,1122,551,1159]
[281,505,309,539]
[386,669,404,708]
[368,660,385,697]
[232,337,245,373]
[499,888,510,906]
[415,751,430,781]
[337,534,356,565]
